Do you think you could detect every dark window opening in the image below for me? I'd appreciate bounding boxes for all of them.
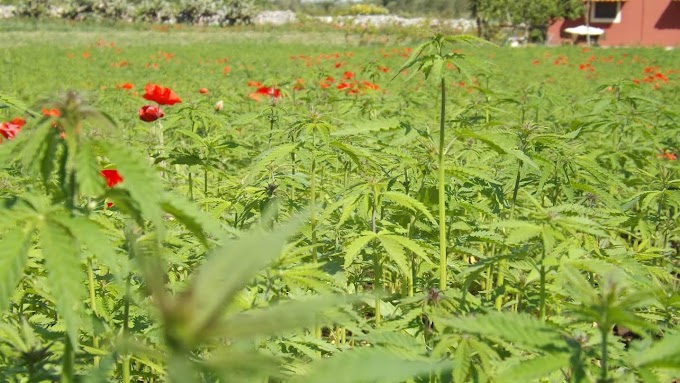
[593,3,619,20]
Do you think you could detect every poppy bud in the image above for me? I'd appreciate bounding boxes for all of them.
[139,105,164,122]
[199,88,209,94]
[214,100,224,112]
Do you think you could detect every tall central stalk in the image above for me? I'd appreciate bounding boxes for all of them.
[309,135,321,339]
[310,154,317,264]
[86,259,100,366]
[600,326,609,382]
[438,77,448,291]
[372,190,381,326]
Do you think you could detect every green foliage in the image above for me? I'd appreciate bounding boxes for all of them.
[469,0,584,42]
[342,4,390,16]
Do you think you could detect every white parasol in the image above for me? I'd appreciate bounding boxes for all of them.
[564,25,605,36]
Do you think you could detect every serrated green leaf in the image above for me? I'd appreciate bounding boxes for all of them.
[378,234,410,276]
[496,353,570,383]
[160,193,223,248]
[245,143,298,184]
[49,214,123,277]
[0,93,36,115]
[634,330,680,369]
[19,122,52,175]
[185,213,306,343]
[439,312,566,351]
[506,226,543,244]
[386,235,433,264]
[453,337,471,383]
[332,118,400,137]
[392,40,430,80]
[214,295,354,340]
[40,218,84,349]
[75,142,105,197]
[101,141,165,232]
[291,348,447,383]
[344,234,375,269]
[383,191,436,225]
[428,56,444,82]
[0,227,32,313]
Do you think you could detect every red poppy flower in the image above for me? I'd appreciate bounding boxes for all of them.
[362,81,379,91]
[657,150,678,160]
[252,86,280,99]
[139,105,164,122]
[336,82,352,90]
[199,88,209,94]
[143,84,181,105]
[655,72,668,82]
[42,108,60,117]
[8,117,26,127]
[0,117,26,140]
[116,82,134,90]
[100,169,123,187]
[342,71,355,80]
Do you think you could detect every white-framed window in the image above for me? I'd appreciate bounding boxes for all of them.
[590,2,622,23]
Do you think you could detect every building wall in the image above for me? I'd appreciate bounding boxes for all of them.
[547,0,680,47]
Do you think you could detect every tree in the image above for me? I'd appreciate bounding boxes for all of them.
[470,0,583,43]
[507,0,583,43]
[468,0,506,40]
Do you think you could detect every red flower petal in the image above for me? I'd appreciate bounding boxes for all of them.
[100,169,123,188]
[139,105,164,122]
[143,83,181,105]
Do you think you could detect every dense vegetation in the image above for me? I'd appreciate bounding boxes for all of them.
[0,22,679,382]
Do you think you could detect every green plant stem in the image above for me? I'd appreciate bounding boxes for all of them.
[87,259,100,366]
[310,142,321,339]
[188,170,193,200]
[407,216,415,297]
[268,109,275,148]
[122,273,132,383]
[438,77,447,291]
[62,334,74,383]
[290,151,296,201]
[539,246,547,321]
[496,162,522,311]
[372,193,381,326]
[155,121,165,179]
[310,156,317,264]
[203,167,208,196]
[600,328,609,382]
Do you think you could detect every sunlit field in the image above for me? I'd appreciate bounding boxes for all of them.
[1,21,679,383]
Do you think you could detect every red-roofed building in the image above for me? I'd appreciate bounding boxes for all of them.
[548,0,680,47]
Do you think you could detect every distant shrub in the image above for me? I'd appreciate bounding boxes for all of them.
[13,0,53,18]
[176,0,217,24]
[133,0,174,23]
[346,4,389,16]
[222,0,255,25]
[11,0,255,25]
